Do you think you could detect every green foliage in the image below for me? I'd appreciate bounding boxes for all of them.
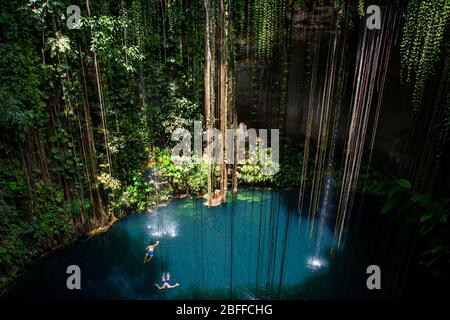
[0,174,82,289]
[0,7,45,137]
[238,158,275,185]
[400,0,450,111]
[108,172,155,217]
[83,15,143,72]
[253,0,285,60]
[160,83,202,138]
[370,178,450,266]
[1,0,447,295]
[156,148,209,196]
[0,0,206,291]
[237,143,276,185]
[238,145,304,188]
[358,0,365,17]
[274,146,304,188]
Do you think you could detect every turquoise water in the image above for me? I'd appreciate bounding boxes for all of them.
[8,189,347,300]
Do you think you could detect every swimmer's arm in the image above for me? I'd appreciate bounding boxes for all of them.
[154,284,163,290]
[169,283,180,288]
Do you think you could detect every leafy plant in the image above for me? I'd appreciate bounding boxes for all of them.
[371,178,450,266]
[156,148,209,196]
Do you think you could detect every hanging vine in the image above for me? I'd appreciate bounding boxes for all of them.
[400,0,450,112]
[253,0,286,60]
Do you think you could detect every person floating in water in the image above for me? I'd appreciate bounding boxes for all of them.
[144,240,160,263]
[154,272,179,290]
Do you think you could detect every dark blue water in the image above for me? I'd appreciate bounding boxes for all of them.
[8,189,361,300]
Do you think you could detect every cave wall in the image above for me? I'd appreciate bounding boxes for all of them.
[234,4,412,169]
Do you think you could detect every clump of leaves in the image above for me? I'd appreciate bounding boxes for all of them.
[107,171,156,217]
[371,178,450,266]
[156,148,210,196]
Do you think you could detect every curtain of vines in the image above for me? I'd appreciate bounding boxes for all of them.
[0,0,205,289]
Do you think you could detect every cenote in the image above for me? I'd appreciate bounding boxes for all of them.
[8,188,370,300]
[1,0,449,302]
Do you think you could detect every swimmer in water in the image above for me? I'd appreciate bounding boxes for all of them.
[143,240,160,263]
[154,272,179,290]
